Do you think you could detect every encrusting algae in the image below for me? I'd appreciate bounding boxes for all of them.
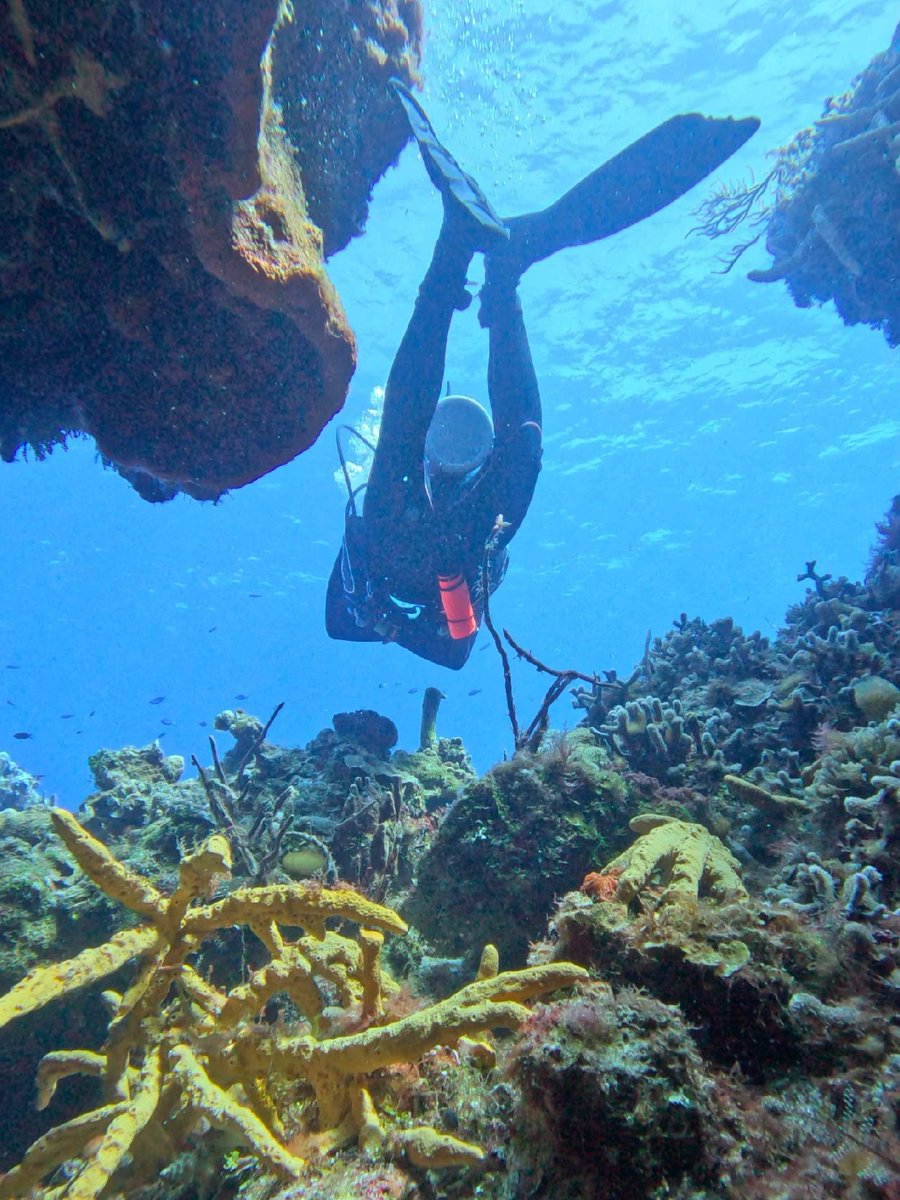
[0,809,586,1197]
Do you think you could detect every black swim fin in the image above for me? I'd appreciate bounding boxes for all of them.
[488,111,761,282]
[389,78,509,248]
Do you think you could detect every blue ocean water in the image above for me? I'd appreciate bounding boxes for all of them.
[2,0,897,804]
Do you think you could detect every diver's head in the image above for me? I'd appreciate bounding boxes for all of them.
[425,395,494,487]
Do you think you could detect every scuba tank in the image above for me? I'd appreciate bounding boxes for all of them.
[438,572,477,639]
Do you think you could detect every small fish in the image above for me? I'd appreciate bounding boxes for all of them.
[13,731,32,739]
[234,693,249,701]
[407,687,419,695]
[5,699,15,706]
[248,593,262,599]
[149,696,165,705]
[468,688,482,696]
[198,721,208,728]
[160,718,175,726]
[88,711,95,718]
[60,714,75,719]
[5,664,21,669]
[208,626,217,633]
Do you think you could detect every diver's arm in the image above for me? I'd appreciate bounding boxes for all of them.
[479,425,543,542]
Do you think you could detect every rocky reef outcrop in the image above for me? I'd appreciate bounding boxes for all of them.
[748,21,900,344]
[0,0,424,499]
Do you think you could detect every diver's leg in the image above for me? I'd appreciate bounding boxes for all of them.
[484,285,541,435]
[486,111,760,284]
[366,82,508,516]
[481,283,543,533]
[364,228,473,517]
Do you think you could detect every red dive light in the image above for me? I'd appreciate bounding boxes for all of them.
[437,573,477,639]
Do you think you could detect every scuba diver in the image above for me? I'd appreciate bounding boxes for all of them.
[326,81,759,668]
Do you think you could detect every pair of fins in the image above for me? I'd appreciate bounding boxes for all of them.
[389,78,760,274]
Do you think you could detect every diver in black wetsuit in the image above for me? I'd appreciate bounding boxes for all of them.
[326,82,759,669]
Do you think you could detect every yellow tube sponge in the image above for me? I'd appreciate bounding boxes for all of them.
[162,834,232,934]
[0,926,159,1029]
[218,953,306,1028]
[167,1043,306,1178]
[64,1043,163,1200]
[359,928,384,1020]
[0,811,587,1193]
[0,1103,132,1199]
[390,1126,487,1169]
[184,884,408,938]
[476,942,499,980]
[296,929,363,1009]
[353,1085,386,1155]
[266,961,588,1129]
[50,808,164,918]
[178,964,227,1020]
[602,814,749,905]
[36,1050,106,1110]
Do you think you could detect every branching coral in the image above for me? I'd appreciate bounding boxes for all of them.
[0,809,586,1197]
[689,163,786,272]
[191,703,299,883]
[596,695,736,786]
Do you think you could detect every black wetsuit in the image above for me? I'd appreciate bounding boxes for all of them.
[326,96,761,669]
[325,225,541,669]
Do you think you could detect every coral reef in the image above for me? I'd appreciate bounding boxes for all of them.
[569,505,900,891]
[501,963,899,1199]
[74,701,465,903]
[504,984,743,1200]
[0,751,46,811]
[484,500,900,1200]
[596,691,739,787]
[0,810,586,1198]
[1,499,899,1198]
[0,0,423,499]
[0,806,82,992]
[0,702,494,1175]
[403,729,636,967]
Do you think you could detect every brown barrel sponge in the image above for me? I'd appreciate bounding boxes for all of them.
[0,0,424,500]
